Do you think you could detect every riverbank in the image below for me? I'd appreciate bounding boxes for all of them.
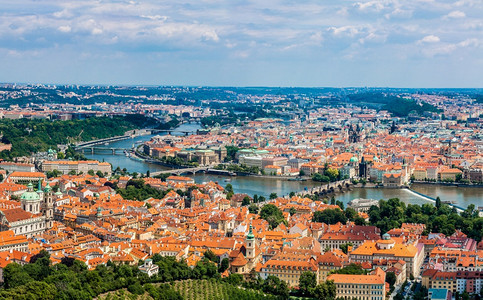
[82,123,481,208]
[411,181,483,188]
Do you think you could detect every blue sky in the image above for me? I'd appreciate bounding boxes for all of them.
[1,0,482,87]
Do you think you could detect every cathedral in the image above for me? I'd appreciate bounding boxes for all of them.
[347,124,363,143]
[0,181,54,238]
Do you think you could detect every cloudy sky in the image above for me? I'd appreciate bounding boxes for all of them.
[1,0,482,87]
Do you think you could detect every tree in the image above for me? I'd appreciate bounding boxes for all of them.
[203,250,219,263]
[3,263,32,289]
[331,263,366,275]
[299,169,305,176]
[262,276,289,298]
[312,280,336,300]
[312,209,347,225]
[289,207,296,216]
[335,200,345,210]
[345,208,358,221]
[386,271,397,288]
[340,242,353,254]
[242,196,251,206]
[269,193,278,200]
[88,170,95,176]
[324,168,339,182]
[435,196,441,209]
[225,183,233,194]
[299,271,317,296]
[248,204,259,214]
[260,204,285,229]
[312,173,330,182]
[219,258,229,273]
[354,216,366,226]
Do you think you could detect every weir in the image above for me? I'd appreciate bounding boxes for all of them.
[405,188,464,212]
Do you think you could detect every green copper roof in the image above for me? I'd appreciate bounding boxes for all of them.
[247,225,254,240]
[21,183,41,201]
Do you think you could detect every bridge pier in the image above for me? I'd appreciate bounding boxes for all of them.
[91,147,94,154]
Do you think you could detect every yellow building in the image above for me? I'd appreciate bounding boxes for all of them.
[349,233,424,278]
[439,168,463,181]
[259,256,319,287]
[327,267,386,300]
[317,250,347,282]
[422,270,457,293]
[412,168,427,180]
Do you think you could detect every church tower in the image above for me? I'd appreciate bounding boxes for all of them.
[42,184,54,229]
[246,225,255,260]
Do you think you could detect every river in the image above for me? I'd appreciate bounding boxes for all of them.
[84,123,482,208]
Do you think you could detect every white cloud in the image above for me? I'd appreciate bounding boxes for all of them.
[446,10,466,18]
[354,0,387,12]
[329,26,361,37]
[420,35,440,43]
[57,25,72,33]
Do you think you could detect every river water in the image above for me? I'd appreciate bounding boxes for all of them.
[84,123,482,208]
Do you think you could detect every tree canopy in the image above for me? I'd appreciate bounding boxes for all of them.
[260,204,286,229]
[312,208,347,225]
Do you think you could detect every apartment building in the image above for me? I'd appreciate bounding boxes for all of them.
[327,267,386,300]
[41,160,111,176]
[350,233,424,278]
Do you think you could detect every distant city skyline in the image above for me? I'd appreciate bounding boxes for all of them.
[1,0,482,87]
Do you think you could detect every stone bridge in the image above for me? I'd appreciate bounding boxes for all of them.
[150,166,210,176]
[294,179,352,197]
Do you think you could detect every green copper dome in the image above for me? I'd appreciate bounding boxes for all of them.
[350,156,359,163]
[21,183,41,201]
[247,225,255,240]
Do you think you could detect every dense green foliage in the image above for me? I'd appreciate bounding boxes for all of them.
[155,117,180,130]
[368,198,483,240]
[312,167,340,182]
[312,208,347,225]
[0,250,290,300]
[200,108,281,128]
[382,98,441,117]
[260,204,286,229]
[0,115,155,159]
[115,179,168,201]
[225,146,239,162]
[330,263,367,275]
[158,156,199,167]
[339,242,353,254]
[347,93,441,117]
[297,272,336,300]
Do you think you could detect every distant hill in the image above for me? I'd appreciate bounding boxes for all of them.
[0,114,156,159]
[347,92,441,117]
